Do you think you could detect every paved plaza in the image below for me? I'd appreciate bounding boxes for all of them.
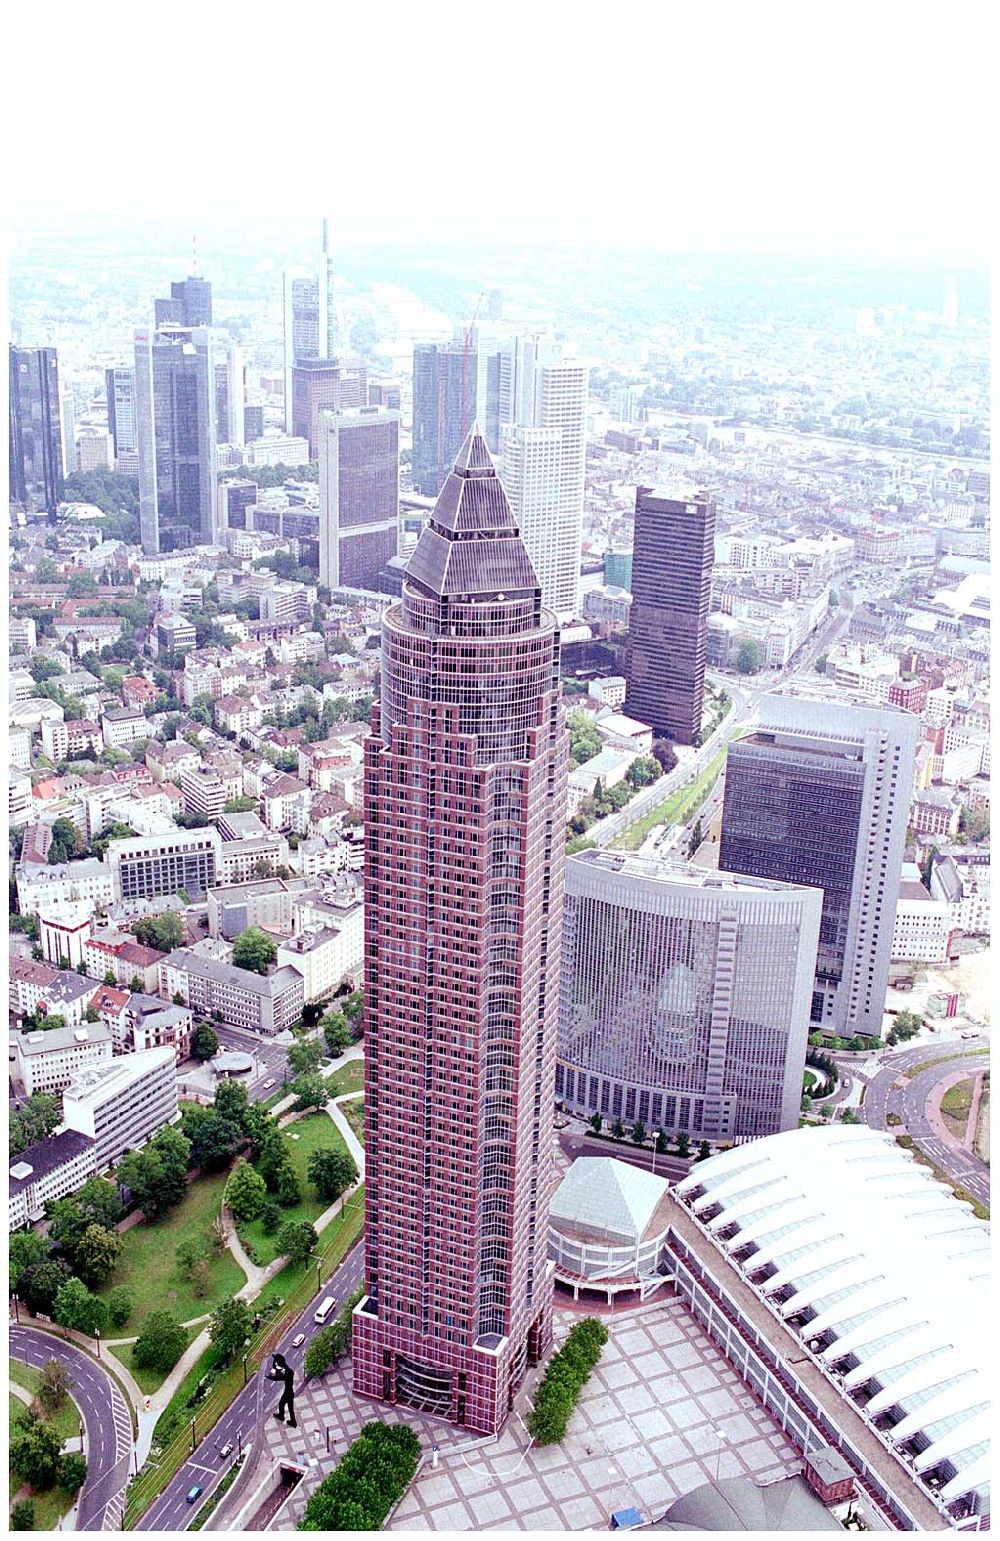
[267,1293,801,1530]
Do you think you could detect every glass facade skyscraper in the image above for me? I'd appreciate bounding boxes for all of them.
[353,427,567,1435]
[411,340,480,497]
[134,325,217,555]
[318,406,399,592]
[558,850,822,1140]
[9,345,64,513]
[719,692,919,1037]
[624,488,715,745]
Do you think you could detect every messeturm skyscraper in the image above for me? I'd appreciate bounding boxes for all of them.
[353,426,568,1435]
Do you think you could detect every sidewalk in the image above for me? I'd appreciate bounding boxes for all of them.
[326,1090,365,1176]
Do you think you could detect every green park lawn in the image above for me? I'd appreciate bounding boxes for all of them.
[236,1112,355,1267]
[95,1171,246,1327]
[326,1058,365,1097]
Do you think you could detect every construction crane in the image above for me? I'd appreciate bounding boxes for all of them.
[460,291,486,440]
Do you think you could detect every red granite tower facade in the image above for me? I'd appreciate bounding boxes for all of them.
[352,427,567,1435]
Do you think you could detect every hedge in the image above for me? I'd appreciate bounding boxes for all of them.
[527,1317,608,1445]
[298,1420,420,1530]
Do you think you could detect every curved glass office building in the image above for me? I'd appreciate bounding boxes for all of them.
[558,850,822,1141]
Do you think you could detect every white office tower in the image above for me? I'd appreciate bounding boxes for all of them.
[59,382,76,478]
[214,335,245,448]
[498,336,588,621]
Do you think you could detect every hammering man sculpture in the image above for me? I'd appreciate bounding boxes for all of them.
[268,1352,297,1428]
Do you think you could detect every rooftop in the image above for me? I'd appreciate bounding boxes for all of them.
[15,1021,112,1056]
[551,1157,671,1247]
[9,1129,95,1190]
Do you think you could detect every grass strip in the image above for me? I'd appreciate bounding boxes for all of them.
[611,747,728,852]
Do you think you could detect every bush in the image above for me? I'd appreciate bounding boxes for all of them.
[299,1421,420,1530]
[261,1201,282,1236]
[58,1452,88,1493]
[10,1418,63,1489]
[108,1286,135,1328]
[133,1311,188,1373]
[527,1318,608,1446]
[11,1500,35,1530]
[302,1287,362,1378]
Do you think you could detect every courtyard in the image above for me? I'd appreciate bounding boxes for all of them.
[264,1294,800,1531]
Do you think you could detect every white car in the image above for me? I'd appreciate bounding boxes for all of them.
[291,1332,306,1348]
[262,1078,276,1089]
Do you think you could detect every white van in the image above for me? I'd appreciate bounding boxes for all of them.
[314,1295,336,1324]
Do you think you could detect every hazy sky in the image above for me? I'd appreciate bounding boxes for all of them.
[7,1,990,260]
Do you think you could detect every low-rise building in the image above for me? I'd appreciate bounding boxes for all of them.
[61,1046,178,1170]
[106,825,222,902]
[891,869,954,964]
[128,998,192,1060]
[261,774,311,835]
[41,718,104,762]
[14,1021,114,1097]
[9,1131,98,1231]
[910,788,961,838]
[38,900,94,969]
[277,906,363,1002]
[180,766,230,821]
[157,949,304,1036]
[100,707,150,748]
[206,878,297,941]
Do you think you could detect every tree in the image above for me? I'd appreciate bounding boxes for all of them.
[292,1075,328,1113]
[11,1500,35,1530]
[261,1201,282,1235]
[610,1117,625,1142]
[655,1128,669,1155]
[185,1108,241,1172]
[687,818,704,858]
[36,1358,73,1416]
[232,926,277,974]
[190,1021,219,1061]
[213,1078,251,1129]
[108,1286,134,1328]
[209,1216,227,1255]
[132,911,185,953]
[190,1259,211,1298]
[630,1121,647,1146]
[256,1128,293,1191]
[10,1419,63,1490]
[72,1223,122,1287]
[814,654,828,674]
[116,1125,191,1219]
[568,709,603,769]
[210,1297,252,1362]
[588,1112,602,1135]
[10,1231,49,1293]
[735,638,763,675]
[307,1148,359,1202]
[48,817,80,864]
[276,1166,303,1208]
[11,1092,62,1155]
[176,1240,202,1277]
[697,1140,712,1161]
[226,1157,268,1222]
[54,1277,108,1337]
[322,1013,350,1056]
[58,1453,88,1494]
[18,1260,73,1316]
[676,1130,691,1159]
[133,1311,187,1373]
[626,756,660,788]
[288,1039,324,1078]
[277,1220,318,1262]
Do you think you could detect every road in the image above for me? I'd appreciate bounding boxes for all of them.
[135,1239,365,1532]
[858,1038,991,1208]
[558,1125,693,1184]
[209,1024,291,1101]
[10,1324,133,1531]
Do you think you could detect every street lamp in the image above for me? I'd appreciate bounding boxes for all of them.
[79,1420,85,1454]
[12,1293,19,1323]
[95,1328,101,1359]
